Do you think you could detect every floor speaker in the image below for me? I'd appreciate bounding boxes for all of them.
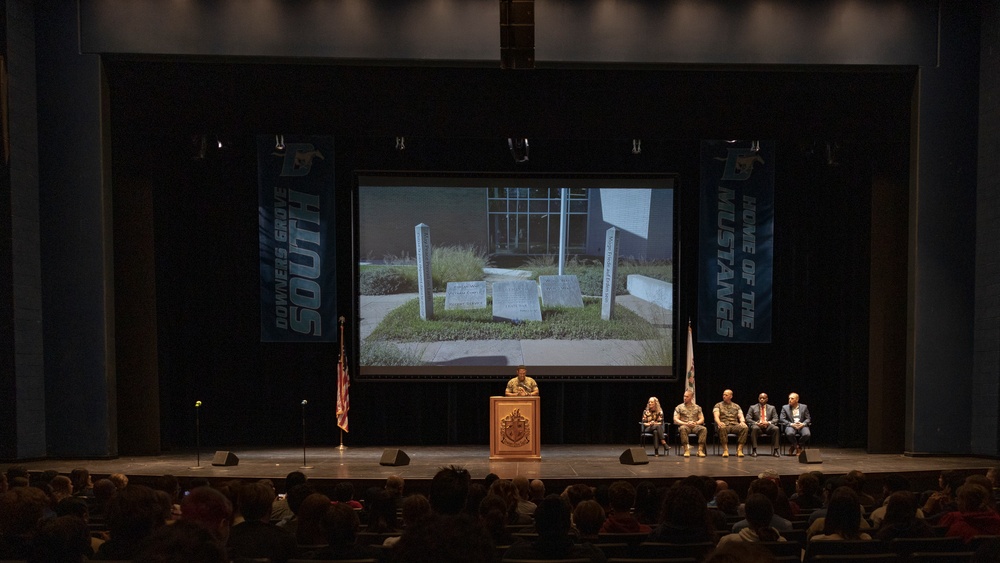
[379,448,410,466]
[798,449,823,463]
[211,450,239,466]
[619,447,649,465]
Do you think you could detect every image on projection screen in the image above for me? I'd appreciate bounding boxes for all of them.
[356,175,676,380]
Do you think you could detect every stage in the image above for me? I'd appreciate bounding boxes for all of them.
[9,445,996,496]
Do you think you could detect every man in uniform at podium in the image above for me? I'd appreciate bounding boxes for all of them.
[506,365,539,396]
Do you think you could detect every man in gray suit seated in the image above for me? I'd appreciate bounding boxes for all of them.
[780,392,812,456]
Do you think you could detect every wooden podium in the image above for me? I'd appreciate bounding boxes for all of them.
[489,396,541,460]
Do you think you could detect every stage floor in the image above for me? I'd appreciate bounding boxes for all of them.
[9,445,997,495]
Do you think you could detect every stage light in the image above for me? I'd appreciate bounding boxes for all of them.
[396,136,405,150]
[275,135,285,151]
[632,139,642,155]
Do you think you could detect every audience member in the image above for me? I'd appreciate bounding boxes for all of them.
[386,474,405,508]
[734,478,793,533]
[502,494,606,562]
[132,519,228,563]
[845,469,877,508]
[107,472,128,490]
[94,484,169,560]
[50,475,75,503]
[390,513,495,563]
[271,470,307,523]
[54,496,103,555]
[277,482,317,534]
[793,472,824,511]
[180,486,233,542]
[869,474,923,527]
[430,465,471,516]
[513,474,537,516]
[717,493,785,548]
[91,478,117,519]
[294,492,334,548]
[574,499,607,542]
[940,483,1000,542]
[383,493,432,548]
[810,486,871,541]
[530,478,546,503]
[922,470,963,519]
[490,478,533,525]
[333,480,363,509]
[366,488,401,533]
[479,493,518,547]
[648,483,716,544]
[310,502,380,560]
[69,468,94,499]
[0,486,51,559]
[27,514,91,563]
[563,482,596,509]
[715,489,741,518]
[874,491,934,542]
[463,482,488,517]
[634,481,662,526]
[226,480,295,563]
[600,480,650,534]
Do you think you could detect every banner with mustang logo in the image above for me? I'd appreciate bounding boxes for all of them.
[258,135,337,342]
[697,140,774,343]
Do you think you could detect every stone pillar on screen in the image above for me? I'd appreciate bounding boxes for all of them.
[601,227,620,321]
[415,223,433,320]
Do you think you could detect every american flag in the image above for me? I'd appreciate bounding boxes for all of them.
[685,322,696,405]
[336,318,350,432]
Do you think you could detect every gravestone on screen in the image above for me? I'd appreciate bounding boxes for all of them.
[445,281,488,310]
[492,280,543,322]
[538,275,584,308]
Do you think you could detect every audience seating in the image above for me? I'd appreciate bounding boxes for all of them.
[809,555,898,563]
[909,553,974,563]
[889,535,964,555]
[597,532,650,545]
[633,541,715,560]
[592,542,632,558]
[757,540,804,558]
[803,539,892,562]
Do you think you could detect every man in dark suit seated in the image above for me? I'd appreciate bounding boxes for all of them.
[780,392,811,456]
[746,392,780,457]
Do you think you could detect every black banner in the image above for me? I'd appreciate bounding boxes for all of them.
[258,136,336,342]
[698,140,774,343]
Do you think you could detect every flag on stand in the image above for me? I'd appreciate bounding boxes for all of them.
[336,318,350,432]
[685,322,696,404]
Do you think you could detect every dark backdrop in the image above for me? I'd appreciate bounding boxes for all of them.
[106,62,911,451]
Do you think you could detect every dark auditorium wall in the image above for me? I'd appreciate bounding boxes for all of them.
[2,1,985,459]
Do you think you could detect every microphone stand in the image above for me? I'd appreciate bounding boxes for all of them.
[300,400,313,469]
[189,401,204,470]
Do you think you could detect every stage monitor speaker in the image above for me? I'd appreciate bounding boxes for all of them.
[799,449,823,463]
[619,447,649,465]
[379,448,410,466]
[211,450,239,466]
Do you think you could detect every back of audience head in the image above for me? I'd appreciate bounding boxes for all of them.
[296,492,333,545]
[563,482,595,508]
[957,483,992,513]
[237,480,276,523]
[822,486,862,537]
[0,486,50,537]
[608,480,637,513]
[488,479,520,516]
[386,474,404,496]
[390,513,494,563]
[132,519,228,563]
[512,475,531,502]
[463,482,488,516]
[54,497,89,521]
[941,470,965,494]
[108,472,128,490]
[430,465,471,515]
[634,481,661,522]
[529,478,545,501]
[400,493,432,528]
[284,470,308,492]
[93,478,117,504]
[50,475,74,500]
[286,483,318,515]
[323,501,360,547]
[882,473,910,494]
[333,480,356,504]
[716,489,740,515]
[28,515,90,563]
[882,490,918,525]
[366,488,399,532]
[483,472,500,489]
[5,465,29,485]
[661,484,710,529]
[478,494,510,538]
[744,493,780,541]
[106,484,168,542]
[534,494,573,536]
[573,499,606,536]
[796,473,821,498]
[180,486,233,541]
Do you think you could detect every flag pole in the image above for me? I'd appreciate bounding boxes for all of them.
[336,316,349,450]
